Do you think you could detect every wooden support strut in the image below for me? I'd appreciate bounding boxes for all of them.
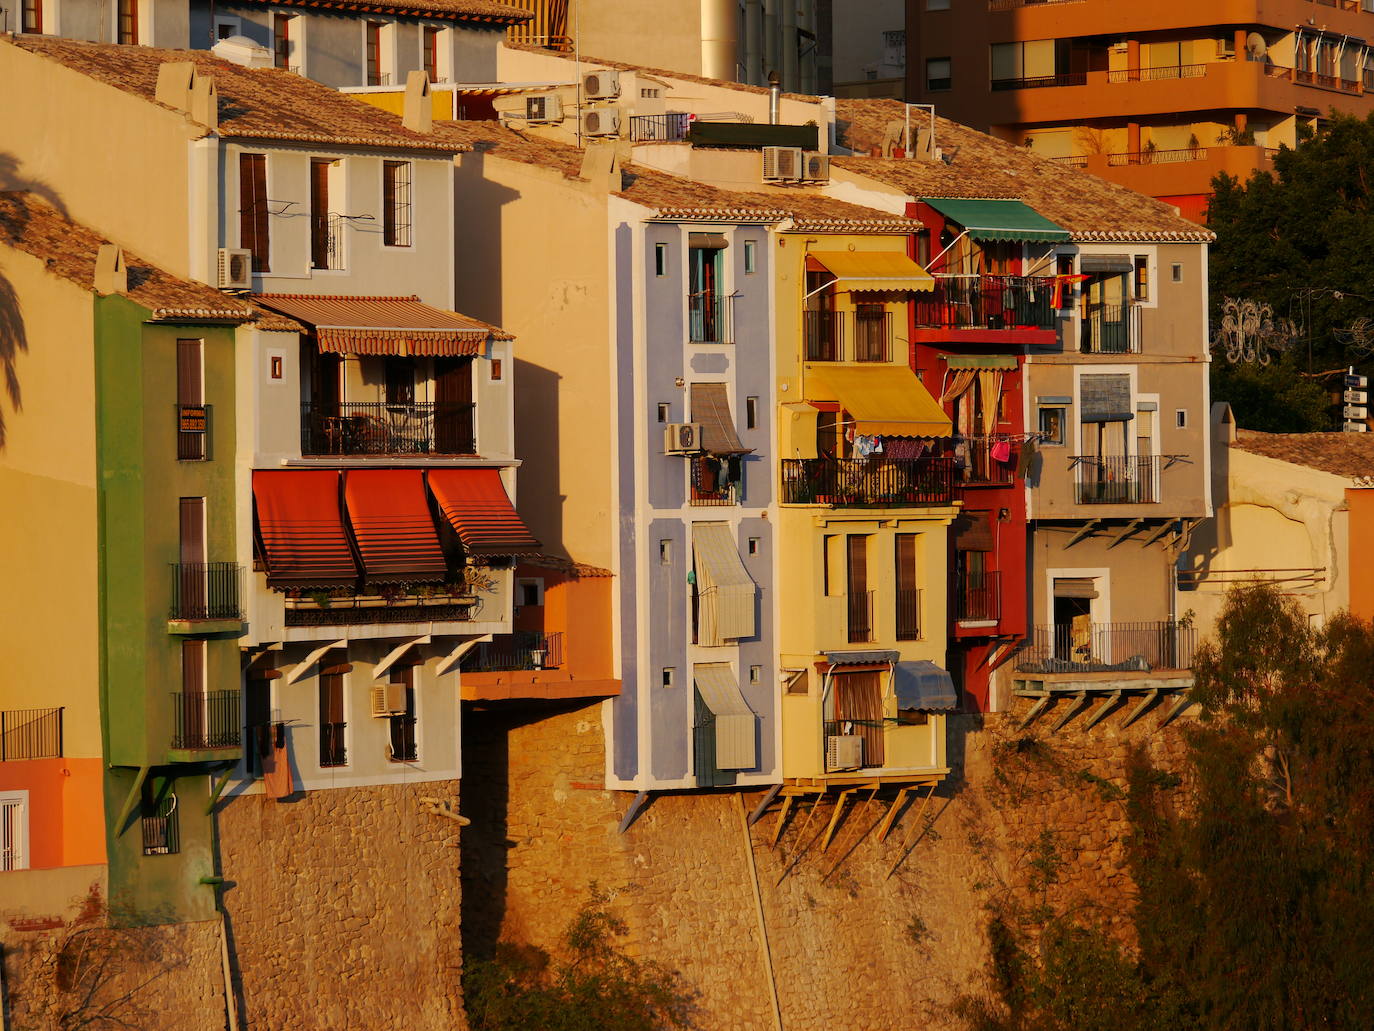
[824,786,879,879]
[205,767,235,814]
[1108,519,1145,549]
[887,781,938,879]
[1120,688,1160,729]
[770,794,795,848]
[1049,692,1093,733]
[1017,695,1052,731]
[617,790,650,834]
[113,765,151,835]
[1158,692,1194,730]
[1083,691,1123,730]
[876,786,911,843]
[748,784,783,827]
[821,789,855,852]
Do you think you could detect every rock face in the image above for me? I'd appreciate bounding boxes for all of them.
[216,780,466,1031]
[461,697,1191,1030]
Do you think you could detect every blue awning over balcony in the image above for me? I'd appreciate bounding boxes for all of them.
[893,660,958,712]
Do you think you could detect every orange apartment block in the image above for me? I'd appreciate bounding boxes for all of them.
[905,0,1374,221]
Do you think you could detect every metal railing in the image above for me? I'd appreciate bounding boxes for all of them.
[630,113,692,142]
[1107,148,1208,166]
[949,436,1018,485]
[853,309,892,362]
[913,275,1056,330]
[171,691,241,750]
[462,630,565,673]
[896,588,922,641]
[300,401,476,456]
[319,722,347,768]
[781,457,957,506]
[956,570,1001,623]
[688,292,733,344]
[284,600,477,627]
[0,707,62,761]
[169,563,244,621]
[1106,64,1207,83]
[848,589,876,643]
[310,213,346,270]
[1050,154,1090,167]
[1073,455,1160,504]
[1080,302,1142,354]
[988,0,1085,9]
[141,795,179,856]
[1017,621,1196,672]
[991,72,1087,90]
[175,403,210,461]
[690,454,739,505]
[804,310,844,361]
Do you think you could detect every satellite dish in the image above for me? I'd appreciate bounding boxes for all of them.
[1247,32,1267,59]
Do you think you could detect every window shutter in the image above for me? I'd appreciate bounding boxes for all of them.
[382,163,397,245]
[177,340,203,406]
[895,534,917,591]
[240,154,270,272]
[179,497,206,566]
[1080,374,1133,423]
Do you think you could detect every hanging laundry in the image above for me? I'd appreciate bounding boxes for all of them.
[953,438,969,470]
[1016,437,1038,478]
[991,439,1012,463]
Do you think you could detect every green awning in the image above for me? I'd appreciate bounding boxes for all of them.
[945,355,1018,370]
[923,198,1071,243]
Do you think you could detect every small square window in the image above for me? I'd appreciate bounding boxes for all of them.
[926,57,951,92]
[662,667,674,688]
[491,359,503,381]
[517,578,544,607]
[746,396,758,429]
[1176,409,1188,428]
[660,539,672,564]
[749,665,762,684]
[744,240,757,274]
[1171,263,1183,283]
[655,242,668,277]
[269,355,283,380]
[657,402,670,423]
[1039,406,1066,446]
[747,537,760,555]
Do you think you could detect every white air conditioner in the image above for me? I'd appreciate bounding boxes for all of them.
[762,146,803,182]
[664,422,703,455]
[581,108,621,136]
[582,69,621,99]
[525,94,564,123]
[801,151,830,182]
[826,734,864,772]
[217,247,253,289]
[370,684,408,718]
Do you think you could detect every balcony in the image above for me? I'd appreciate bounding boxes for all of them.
[462,630,565,673]
[170,691,241,752]
[956,570,1001,624]
[1016,621,1195,673]
[1107,147,1208,166]
[300,401,476,456]
[804,310,892,362]
[1080,302,1142,354]
[310,213,346,271]
[1106,63,1206,84]
[781,457,956,506]
[169,563,244,624]
[896,588,922,641]
[283,584,486,627]
[690,454,740,506]
[1073,455,1159,504]
[913,275,1056,331]
[0,707,62,761]
[175,403,210,461]
[991,72,1087,91]
[689,292,733,344]
[946,436,1018,486]
[848,589,876,644]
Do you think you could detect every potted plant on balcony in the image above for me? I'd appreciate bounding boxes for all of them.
[379,584,409,607]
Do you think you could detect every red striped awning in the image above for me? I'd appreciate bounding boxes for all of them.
[253,470,359,587]
[427,468,540,557]
[254,294,511,357]
[343,470,448,583]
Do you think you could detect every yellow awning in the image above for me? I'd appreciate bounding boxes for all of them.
[779,401,819,459]
[809,251,935,293]
[805,364,952,437]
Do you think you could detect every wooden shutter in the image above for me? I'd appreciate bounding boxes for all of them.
[310,159,330,269]
[177,340,203,406]
[382,162,397,245]
[179,497,206,566]
[895,534,916,592]
[239,154,270,272]
[319,673,345,724]
[181,639,206,696]
[847,535,868,595]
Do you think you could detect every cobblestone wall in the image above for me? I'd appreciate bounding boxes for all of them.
[216,780,465,1031]
[462,695,1194,1029]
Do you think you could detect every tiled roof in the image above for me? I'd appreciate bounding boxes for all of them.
[436,120,920,231]
[231,0,532,24]
[4,36,467,153]
[523,554,615,578]
[1232,430,1374,481]
[833,98,1214,244]
[0,192,258,323]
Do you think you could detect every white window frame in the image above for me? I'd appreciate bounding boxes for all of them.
[516,577,545,607]
[0,790,28,872]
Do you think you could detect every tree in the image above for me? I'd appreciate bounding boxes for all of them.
[1207,113,1374,429]
[956,584,1374,1031]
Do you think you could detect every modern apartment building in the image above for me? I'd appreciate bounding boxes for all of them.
[904,0,1374,220]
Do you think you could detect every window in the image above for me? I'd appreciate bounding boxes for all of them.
[270,355,283,379]
[0,791,28,871]
[746,396,758,429]
[846,535,871,644]
[273,14,294,69]
[690,453,742,505]
[1133,255,1149,301]
[423,26,440,82]
[747,537,760,555]
[823,534,842,596]
[214,16,241,41]
[1171,262,1183,283]
[659,539,672,564]
[141,788,179,856]
[385,358,415,405]
[743,239,757,274]
[238,153,270,273]
[310,158,333,270]
[388,665,417,762]
[21,0,41,34]
[365,21,384,85]
[689,243,727,342]
[490,358,503,381]
[117,0,137,44]
[662,668,675,688]
[925,57,951,92]
[319,667,347,768]
[1176,409,1188,428]
[895,533,920,641]
[1039,406,1066,446]
[382,160,413,247]
[177,497,206,619]
[655,242,668,277]
[517,578,544,606]
[657,402,670,423]
[640,87,660,98]
[176,339,206,461]
[749,665,762,685]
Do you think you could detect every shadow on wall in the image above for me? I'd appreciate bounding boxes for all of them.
[0,154,69,451]
[512,358,566,559]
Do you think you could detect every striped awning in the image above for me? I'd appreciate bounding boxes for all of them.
[694,663,757,770]
[690,382,751,454]
[692,522,756,646]
[253,470,359,587]
[254,294,508,356]
[808,250,934,293]
[427,468,541,557]
[343,470,447,584]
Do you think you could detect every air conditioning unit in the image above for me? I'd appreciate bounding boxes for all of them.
[801,151,830,182]
[581,108,621,137]
[826,734,864,772]
[582,69,621,99]
[370,684,408,718]
[217,247,252,289]
[525,94,564,123]
[664,422,703,455]
[762,146,803,182]
[1216,38,1236,58]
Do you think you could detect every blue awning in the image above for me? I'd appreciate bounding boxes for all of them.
[893,660,958,711]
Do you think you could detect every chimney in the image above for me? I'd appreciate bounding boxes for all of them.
[403,71,432,134]
[767,70,780,125]
[94,244,127,296]
[190,73,218,131]
[155,61,196,111]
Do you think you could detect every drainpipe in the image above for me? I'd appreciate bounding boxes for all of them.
[768,70,781,124]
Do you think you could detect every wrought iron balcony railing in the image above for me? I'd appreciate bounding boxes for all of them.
[848,589,876,644]
[630,113,691,142]
[0,707,62,761]
[956,569,1001,623]
[804,310,893,361]
[170,563,244,621]
[462,631,565,673]
[170,691,241,751]
[781,457,956,506]
[1080,302,1142,354]
[688,292,733,344]
[895,588,922,641]
[300,401,476,456]
[1017,621,1196,673]
[913,275,1056,330]
[1073,455,1160,504]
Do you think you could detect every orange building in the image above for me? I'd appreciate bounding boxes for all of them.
[905,0,1374,221]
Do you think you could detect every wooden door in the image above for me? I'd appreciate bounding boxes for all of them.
[434,357,474,454]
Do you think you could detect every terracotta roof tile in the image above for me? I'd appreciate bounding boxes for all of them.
[4,35,467,153]
[1232,430,1374,480]
[232,0,531,24]
[833,98,1213,244]
[0,192,256,323]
